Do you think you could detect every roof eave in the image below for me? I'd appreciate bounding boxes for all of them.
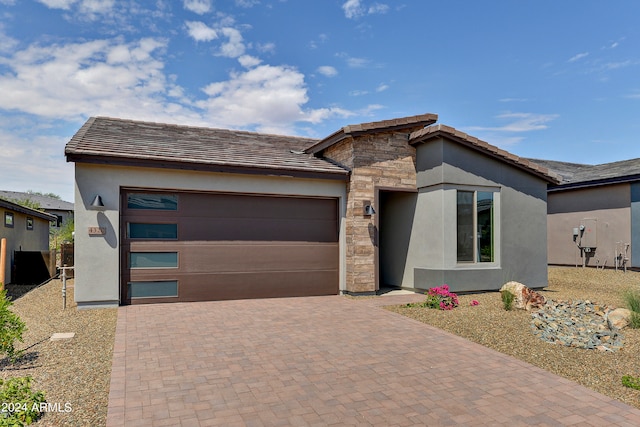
[0,199,58,221]
[66,153,350,182]
[548,173,640,192]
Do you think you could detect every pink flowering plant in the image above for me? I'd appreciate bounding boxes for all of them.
[470,300,480,306]
[423,284,459,310]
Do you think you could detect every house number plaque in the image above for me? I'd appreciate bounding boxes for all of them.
[88,227,106,236]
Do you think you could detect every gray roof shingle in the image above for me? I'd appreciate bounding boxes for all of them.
[65,117,349,179]
[528,158,640,189]
[0,190,73,211]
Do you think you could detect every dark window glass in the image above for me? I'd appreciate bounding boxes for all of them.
[477,192,494,262]
[26,217,34,230]
[130,252,178,268]
[128,223,177,239]
[4,212,13,228]
[127,194,178,211]
[128,281,178,298]
[456,191,474,262]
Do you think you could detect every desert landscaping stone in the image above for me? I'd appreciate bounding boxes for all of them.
[608,307,633,330]
[531,300,624,351]
[50,332,75,341]
[500,281,547,310]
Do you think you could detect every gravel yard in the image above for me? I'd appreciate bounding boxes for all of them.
[386,267,640,410]
[1,279,117,426]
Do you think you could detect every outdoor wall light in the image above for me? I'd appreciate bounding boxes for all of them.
[89,195,105,210]
[364,204,376,216]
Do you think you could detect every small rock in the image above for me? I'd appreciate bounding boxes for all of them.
[607,308,632,330]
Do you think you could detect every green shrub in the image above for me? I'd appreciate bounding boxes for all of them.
[501,291,514,311]
[0,377,46,426]
[622,288,640,329]
[629,312,640,329]
[622,375,640,391]
[622,288,640,312]
[0,289,26,361]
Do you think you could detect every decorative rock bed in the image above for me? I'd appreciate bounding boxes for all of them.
[530,300,624,352]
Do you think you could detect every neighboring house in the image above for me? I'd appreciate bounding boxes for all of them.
[0,198,56,284]
[531,158,640,270]
[65,115,559,308]
[0,190,74,229]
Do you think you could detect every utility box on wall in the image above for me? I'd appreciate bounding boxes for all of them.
[580,218,597,249]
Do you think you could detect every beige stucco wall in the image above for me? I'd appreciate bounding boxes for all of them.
[0,210,50,284]
[74,163,347,307]
[547,183,631,267]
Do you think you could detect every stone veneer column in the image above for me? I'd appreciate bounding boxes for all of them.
[323,131,418,294]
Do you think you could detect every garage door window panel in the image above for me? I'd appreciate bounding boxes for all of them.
[130,252,178,269]
[127,193,178,211]
[128,223,178,239]
[128,281,178,299]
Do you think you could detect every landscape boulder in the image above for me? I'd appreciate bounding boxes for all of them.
[500,281,547,310]
[606,308,632,330]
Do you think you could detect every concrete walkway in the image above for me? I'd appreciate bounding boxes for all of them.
[106,294,640,426]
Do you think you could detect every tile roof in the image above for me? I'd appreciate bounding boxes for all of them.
[528,157,640,189]
[0,190,73,211]
[304,113,438,154]
[409,124,561,184]
[65,117,348,179]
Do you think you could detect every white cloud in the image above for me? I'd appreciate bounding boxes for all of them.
[375,83,388,92]
[342,0,363,19]
[337,53,370,68]
[568,52,589,62]
[0,38,197,122]
[468,112,558,133]
[257,42,276,54]
[0,0,16,5]
[368,3,389,14]
[0,27,18,53]
[37,0,76,9]
[35,0,116,21]
[602,60,632,70]
[197,64,353,133]
[342,0,389,19]
[183,0,212,15]
[317,66,338,77]
[235,0,258,7]
[238,54,261,68]
[219,27,245,58]
[78,0,114,15]
[185,21,218,42]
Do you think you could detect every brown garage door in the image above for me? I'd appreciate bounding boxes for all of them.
[120,190,339,304]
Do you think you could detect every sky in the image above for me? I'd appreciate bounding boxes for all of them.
[0,0,639,202]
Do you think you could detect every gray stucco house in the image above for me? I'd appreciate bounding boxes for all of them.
[65,114,559,307]
[532,158,640,270]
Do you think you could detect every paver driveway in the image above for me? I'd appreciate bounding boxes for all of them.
[106,294,640,426]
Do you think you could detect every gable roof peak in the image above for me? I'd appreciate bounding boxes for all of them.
[304,113,438,154]
[410,124,561,184]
